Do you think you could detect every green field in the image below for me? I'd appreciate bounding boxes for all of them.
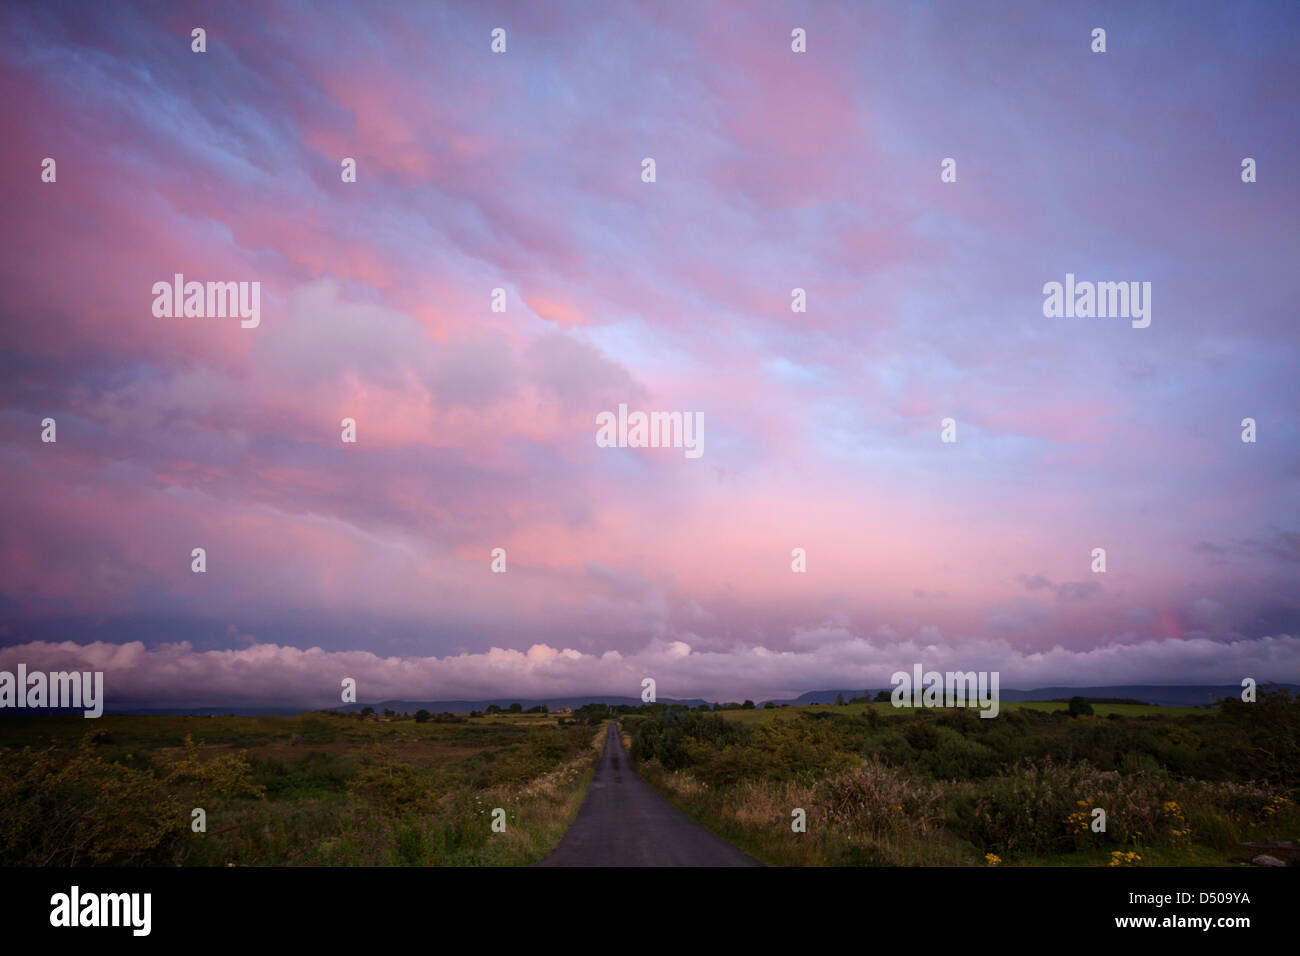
[0,711,603,866]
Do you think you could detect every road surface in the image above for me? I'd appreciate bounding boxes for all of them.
[538,722,761,867]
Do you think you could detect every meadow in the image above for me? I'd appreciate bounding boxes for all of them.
[624,690,1299,867]
[0,711,602,866]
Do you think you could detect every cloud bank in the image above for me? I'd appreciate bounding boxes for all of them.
[3,634,1296,709]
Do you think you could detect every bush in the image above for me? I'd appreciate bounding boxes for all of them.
[0,734,262,866]
[630,709,754,771]
[902,720,940,752]
[943,759,1164,855]
[1216,688,1300,786]
[349,747,435,814]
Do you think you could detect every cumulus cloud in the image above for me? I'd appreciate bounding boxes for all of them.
[2,634,1295,710]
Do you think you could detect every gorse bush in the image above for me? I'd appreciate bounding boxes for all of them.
[943,759,1166,854]
[1216,689,1300,787]
[0,733,262,866]
[349,745,438,814]
[655,690,1300,787]
[627,693,1300,865]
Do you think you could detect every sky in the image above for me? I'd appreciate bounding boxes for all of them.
[0,0,1297,710]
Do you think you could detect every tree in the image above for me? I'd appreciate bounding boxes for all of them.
[1068,696,1094,717]
[508,702,523,714]
[874,690,891,703]
[835,693,846,706]
[382,708,395,718]
[360,706,375,718]
[414,709,431,723]
[742,700,755,710]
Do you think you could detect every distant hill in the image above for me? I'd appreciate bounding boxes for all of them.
[103,705,306,716]
[776,689,880,705]
[337,695,713,714]
[97,696,710,717]
[78,683,1297,717]
[762,684,1299,709]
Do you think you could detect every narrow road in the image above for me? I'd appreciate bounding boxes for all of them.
[538,722,761,867]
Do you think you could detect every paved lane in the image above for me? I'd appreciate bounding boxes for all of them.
[538,722,761,867]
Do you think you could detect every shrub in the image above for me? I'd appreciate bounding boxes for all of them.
[945,759,1162,855]
[901,720,940,752]
[349,746,436,814]
[0,734,262,866]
